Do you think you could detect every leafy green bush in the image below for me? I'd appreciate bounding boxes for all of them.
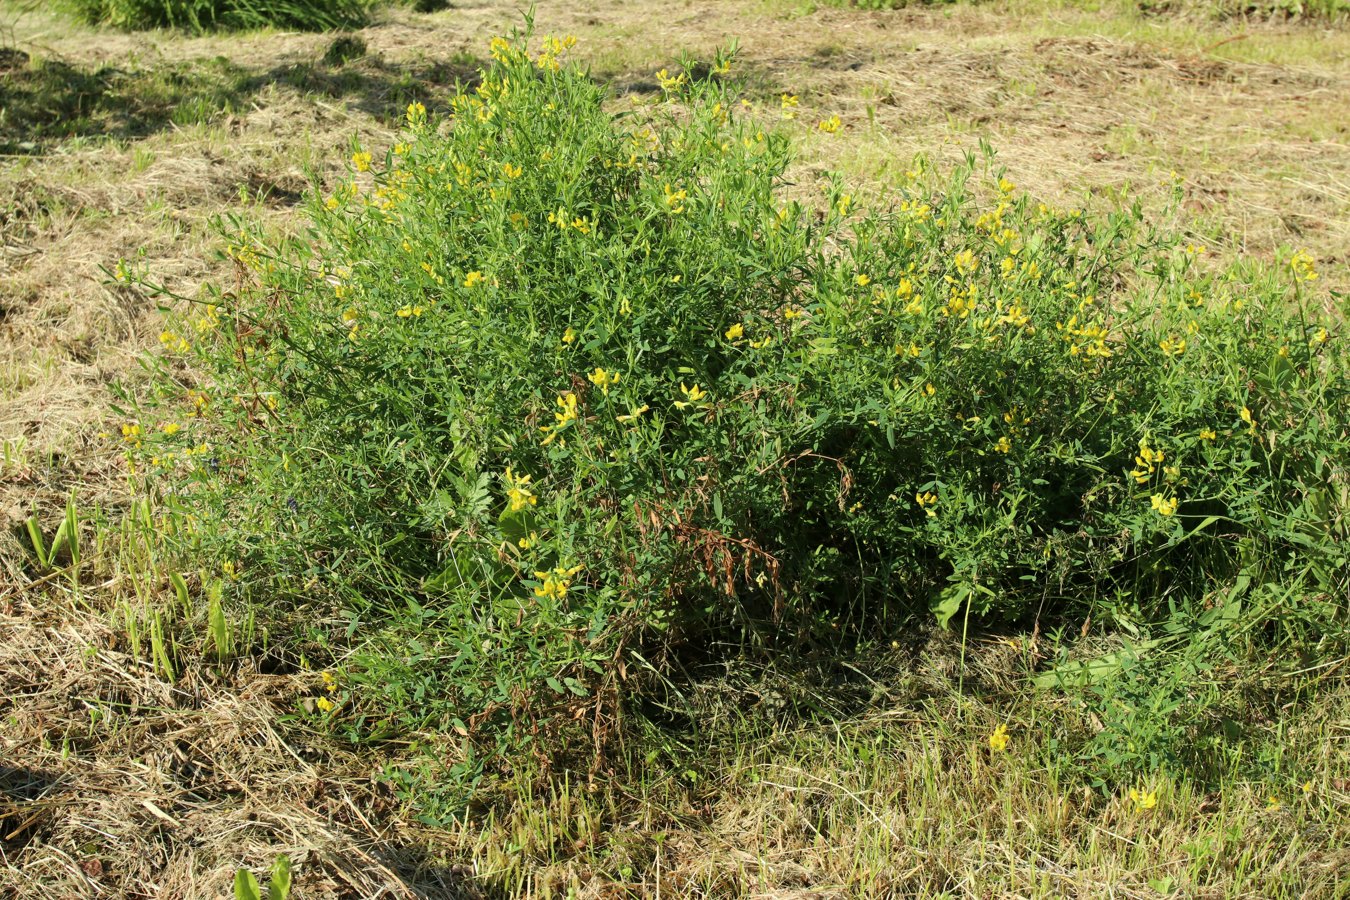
[63,0,376,32]
[125,28,1347,796]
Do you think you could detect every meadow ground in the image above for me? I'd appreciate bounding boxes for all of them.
[1,0,1348,896]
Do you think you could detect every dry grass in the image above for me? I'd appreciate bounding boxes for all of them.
[2,0,1348,895]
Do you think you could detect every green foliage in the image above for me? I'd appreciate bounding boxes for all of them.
[126,27,1347,804]
[233,855,291,900]
[62,0,377,32]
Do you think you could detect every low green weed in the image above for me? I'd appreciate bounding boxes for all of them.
[122,25,1347,807]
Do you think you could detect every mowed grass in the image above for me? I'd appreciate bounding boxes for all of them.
[2,0,1348,897]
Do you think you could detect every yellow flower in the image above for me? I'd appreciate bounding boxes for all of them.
[316,696,335,713]
[1302,780,1313,795]
[1266,795,1281,810]
[988,723,1010,752]
[463,271,484,288]
[1132,439,1164,483]
[656,68,687,92]
[158,330,190,353]
[588,367,621,395]
[854,273,871,287]
[562,326,577,345]
[1159,335,1186,357]
[1240,405,1255,430]
[502,162,522,179]
[674,382,708,410]
[396,305,424,318]
[663,183,688,214]
[953,249,978,276]
[817,115,841,134]
[504,467,538,512]
[725,323,744,341]
[321,671,337,692]
[615,404,650,423]
[1310,327,1328,347]
[780,93,799,119]
[541,392,579,446]
[352,151,372,172]
[1129,788,1157,812]
[915,491,937,517]
[406,101,427,124]
[994,436,1012,454]
[923,383,936,397]
[489,36,514,62]
[1151,494,1178,517]
[1289,249,1317,283]
[533,563,584,600]
[784,306,803,321]
[750,336,772,349]
[162,423,181,435]
[1199,428,1216,441]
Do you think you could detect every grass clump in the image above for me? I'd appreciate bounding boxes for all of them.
[62,0,378,32]
[123,27,1348,808]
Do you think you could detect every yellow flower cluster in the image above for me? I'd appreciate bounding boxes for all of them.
[915,491,938,517]
[1289,249,1317,283]
[504,467,537,512]
[1151,494,1178,517]
[159,330,190,353]
[535,34,577,71]
[988,723,1010,752]
[674,382,709,410]
[547,210,593,234]
[663,183,688,215]
[1130,787,1158,812]
[1159,335,1186,357]
[588,367,621,395]
[541,392,580,446]
[1057,312,1112,360]
[534,563,584,600]
[656,68,687,93]
[1131,439,1164,484]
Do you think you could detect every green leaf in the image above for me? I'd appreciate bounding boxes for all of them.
[233,870,261,900]
[269,854,292,900]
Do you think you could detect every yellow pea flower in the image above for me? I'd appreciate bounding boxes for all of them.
[988,723,1010,752]
[1129,788,1157,812]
